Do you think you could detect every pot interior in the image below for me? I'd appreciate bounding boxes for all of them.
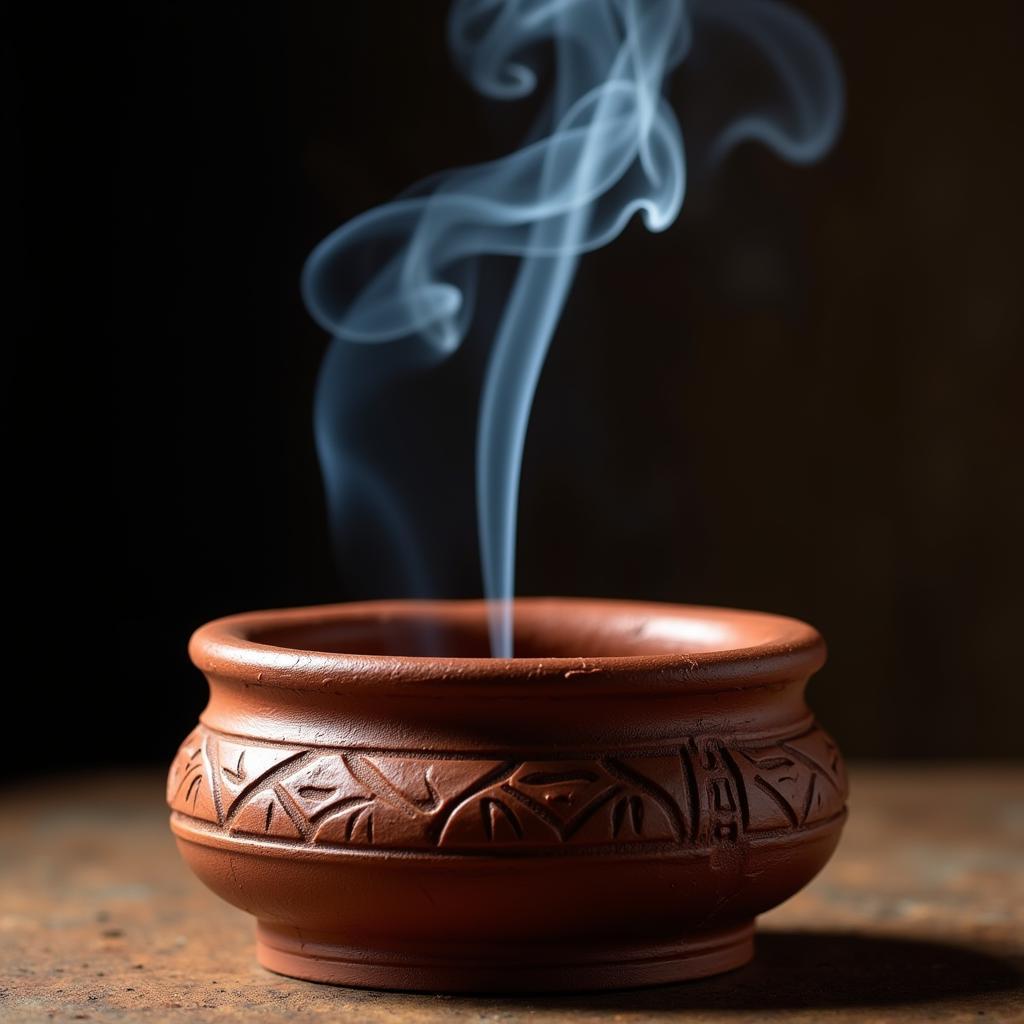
[245,601,785,660]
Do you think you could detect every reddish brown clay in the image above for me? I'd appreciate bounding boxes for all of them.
[167,598,847,992]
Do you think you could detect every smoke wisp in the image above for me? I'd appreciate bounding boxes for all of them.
[303,0,843,656]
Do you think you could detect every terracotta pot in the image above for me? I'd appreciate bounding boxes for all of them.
[168,598,847,992]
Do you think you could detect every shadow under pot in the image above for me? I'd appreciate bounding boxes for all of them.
[167,597,848,993]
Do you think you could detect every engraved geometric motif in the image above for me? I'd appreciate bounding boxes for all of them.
[168,724,847,851]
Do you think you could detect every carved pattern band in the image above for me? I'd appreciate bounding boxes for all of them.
[168,724,846,852]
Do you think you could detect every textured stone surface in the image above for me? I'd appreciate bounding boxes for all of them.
[1,764,1022,1022]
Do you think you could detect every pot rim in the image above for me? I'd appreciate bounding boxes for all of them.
[189,597,825,696]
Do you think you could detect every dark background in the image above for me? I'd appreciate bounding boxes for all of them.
[9,2,1023,778]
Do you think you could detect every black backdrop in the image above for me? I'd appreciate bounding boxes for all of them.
[9,2,1023,778]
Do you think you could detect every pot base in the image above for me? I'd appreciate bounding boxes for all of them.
[255,920,755,992]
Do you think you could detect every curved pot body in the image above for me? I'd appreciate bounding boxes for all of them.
[167,598,847,992]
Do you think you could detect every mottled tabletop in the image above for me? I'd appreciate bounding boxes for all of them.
[2,764,1021,1023]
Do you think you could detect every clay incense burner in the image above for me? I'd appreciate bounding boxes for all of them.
[168,598,847,992]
